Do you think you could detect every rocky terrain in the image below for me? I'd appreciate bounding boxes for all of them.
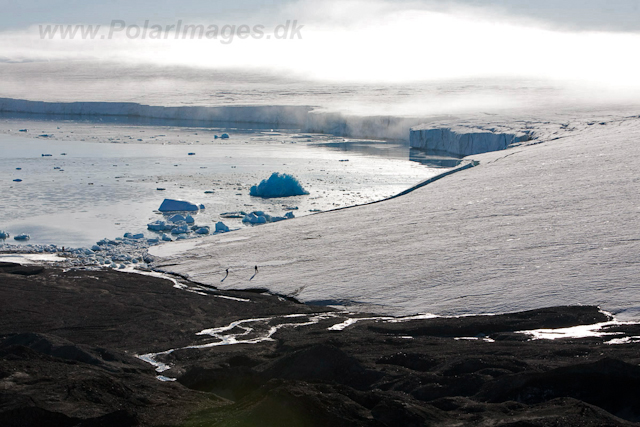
[2,261,640,426]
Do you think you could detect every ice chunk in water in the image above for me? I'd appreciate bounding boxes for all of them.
[158,199,200,212]
[250,173,309,198]
[215,222,230,232]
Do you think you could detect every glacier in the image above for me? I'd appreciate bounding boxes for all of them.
[148,114,640,320]
[410,125,532,157]
[0,97,436,142]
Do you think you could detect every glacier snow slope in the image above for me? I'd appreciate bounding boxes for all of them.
[150,114,640,319]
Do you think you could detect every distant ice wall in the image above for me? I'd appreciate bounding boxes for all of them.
[0,97,429,142]
[306,112,427,141]
[409,126,532,157]
[0,98,312,128]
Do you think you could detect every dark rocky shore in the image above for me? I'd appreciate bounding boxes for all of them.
[2,261,640,426]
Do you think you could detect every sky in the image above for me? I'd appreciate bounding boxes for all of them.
[1,0,639,89]
[2,0,640,32]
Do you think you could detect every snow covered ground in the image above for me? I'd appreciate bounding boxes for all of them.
[150,112,640,320]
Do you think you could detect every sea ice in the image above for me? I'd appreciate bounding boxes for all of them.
[215,222,230,232]
[250,172,309,198]
[158,199,200,212]
[147,220,173,232]
[14,234,30,241]
[168,214,186,223]
[242,213,267,224]
[0,231,9,239]
[171,224,191,235]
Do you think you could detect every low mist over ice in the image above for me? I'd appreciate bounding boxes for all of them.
[1,0,640,116]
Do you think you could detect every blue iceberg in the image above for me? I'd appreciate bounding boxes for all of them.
[158,199,200,212]
[250,173,309,198]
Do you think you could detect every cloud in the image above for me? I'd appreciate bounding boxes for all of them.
[0,0,639,92]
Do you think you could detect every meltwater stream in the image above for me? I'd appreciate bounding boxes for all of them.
[131,271,638,381]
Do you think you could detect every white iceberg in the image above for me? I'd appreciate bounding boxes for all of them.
[14,233,30,241]
[158,199,200,212]
[195,227,210,235]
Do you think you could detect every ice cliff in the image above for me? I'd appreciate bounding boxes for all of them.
[410,126,532,157]
[0,98,429,141]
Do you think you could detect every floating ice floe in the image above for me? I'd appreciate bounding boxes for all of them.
[124,232,145,240]
[243,213,267,224]
[220,211,245,218]
[161,234,173,241]
[13,179,22,182]
[241,211,295,225]
[14,234,30,241]
[147,220,172,232]
[0,231,9,239]
[168,214,186,223]
[250,172,309,198]
[158,198,201,212]
[171,224,191,235]
[215,222,230,232]
[195,227,210,235]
